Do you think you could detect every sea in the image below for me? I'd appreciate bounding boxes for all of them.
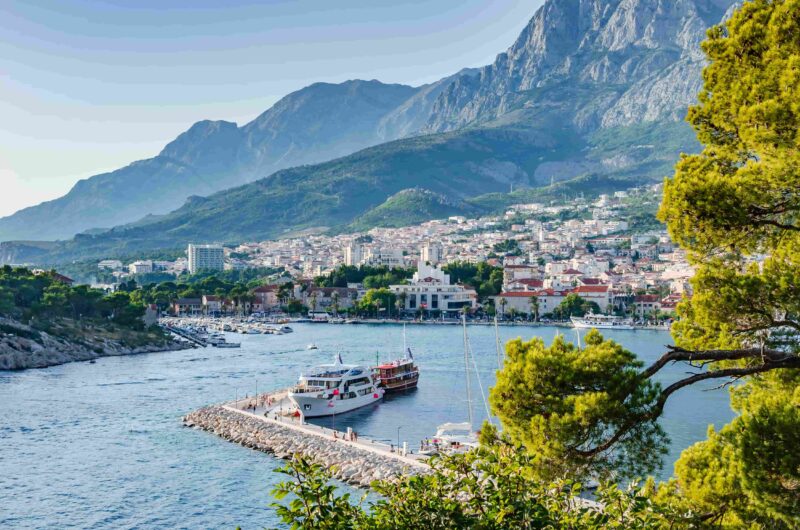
[0,323,732,529]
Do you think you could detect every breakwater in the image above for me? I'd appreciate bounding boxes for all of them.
[183,404,430,487]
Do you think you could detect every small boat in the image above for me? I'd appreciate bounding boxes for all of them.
[280,326,293,333]
[307,343,319,350]
[287,353,384,418]
[215,341,241,348]
[571,313,634,330]
[420,422,479,456]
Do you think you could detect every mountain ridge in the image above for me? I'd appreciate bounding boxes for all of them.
[0,0,736,264]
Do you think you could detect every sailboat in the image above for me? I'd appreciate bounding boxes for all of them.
[420,314,481,455]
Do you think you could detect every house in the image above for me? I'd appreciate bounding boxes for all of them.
[633,294,662,318]
[303,287,359,312]
[202,295,223,315]
[172,298,202,315]
[252,285,281,311]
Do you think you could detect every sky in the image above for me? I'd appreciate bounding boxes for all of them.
[0,0,545,218]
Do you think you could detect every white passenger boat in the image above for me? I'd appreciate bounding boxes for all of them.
[288,354,384,418]
[570,313,635,330]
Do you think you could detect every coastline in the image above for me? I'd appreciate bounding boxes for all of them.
[0,317,193,371]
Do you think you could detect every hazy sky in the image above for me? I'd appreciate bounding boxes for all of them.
[0,0,545,218]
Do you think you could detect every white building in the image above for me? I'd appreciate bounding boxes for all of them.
[420,242,443,265]
[343,243,364,267]
[128,260,153,275]
[98,260,123,271]
[390,261,477,316]
[363,247,404,267]
[188,244,224,274]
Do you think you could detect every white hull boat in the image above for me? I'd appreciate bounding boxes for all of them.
[288,354,384,418]
[571,314,635,330]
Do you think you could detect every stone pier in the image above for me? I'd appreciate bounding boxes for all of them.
[183,404,430,487]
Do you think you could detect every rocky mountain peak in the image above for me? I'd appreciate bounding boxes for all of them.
[424,0,735,133]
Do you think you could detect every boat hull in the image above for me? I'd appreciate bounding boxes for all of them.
[381,374,419,392]
[289,389,384,418]
[571,322,635,330]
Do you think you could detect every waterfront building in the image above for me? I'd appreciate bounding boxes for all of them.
[188,244,224,274]
[391,262,477,316]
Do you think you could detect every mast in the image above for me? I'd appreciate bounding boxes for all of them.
[462,312,474,428]
[402,323,407,358]
[494,315,503,369]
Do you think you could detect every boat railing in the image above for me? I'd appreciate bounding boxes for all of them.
[289,385,327,395]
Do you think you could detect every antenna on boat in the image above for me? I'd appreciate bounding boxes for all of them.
[462,312,474,429]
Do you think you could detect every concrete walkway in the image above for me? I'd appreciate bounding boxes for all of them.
[226,396,429,469]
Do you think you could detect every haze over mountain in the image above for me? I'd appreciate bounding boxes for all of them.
[0,74,466,242]
[1,0,737,264]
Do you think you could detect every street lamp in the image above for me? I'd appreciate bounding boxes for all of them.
[397,425,403,449]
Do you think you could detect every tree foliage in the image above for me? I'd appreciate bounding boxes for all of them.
[490,331,666,483]
[272,448,676,530]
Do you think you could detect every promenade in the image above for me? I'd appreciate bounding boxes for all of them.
[183,393,429,488]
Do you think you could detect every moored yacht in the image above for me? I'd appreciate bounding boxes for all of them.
[571,313,634,330]
[420,422,479,455]
[288,353,384,418]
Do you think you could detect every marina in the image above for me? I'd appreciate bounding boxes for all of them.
[1,323,732,529]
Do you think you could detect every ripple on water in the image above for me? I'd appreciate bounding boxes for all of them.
[0,324,732,529]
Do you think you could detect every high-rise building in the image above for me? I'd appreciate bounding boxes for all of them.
[420,242,443,265]
[343,243,363,266]
[187,244,224,274]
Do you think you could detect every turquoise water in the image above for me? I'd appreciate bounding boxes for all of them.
[0,324,732,529]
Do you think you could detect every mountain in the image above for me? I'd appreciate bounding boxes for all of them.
[0,78,461,242]
[2,0,736,264]
[347,188,483,232]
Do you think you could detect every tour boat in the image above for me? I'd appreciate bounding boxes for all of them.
[374,349,419,392]
[374,325,420,392]
[570,313,635,330]
[287,353,384,418]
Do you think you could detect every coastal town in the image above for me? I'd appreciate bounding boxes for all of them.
[89,184,690,323]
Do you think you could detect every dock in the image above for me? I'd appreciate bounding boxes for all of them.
[163,324,207,347]
[183,393,429,487]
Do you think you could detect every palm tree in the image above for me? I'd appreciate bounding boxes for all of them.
[309,292,318,312]
[397,292,408,316]
[529,295,539,322]
[498,297,508,318]
[331,291,340,317]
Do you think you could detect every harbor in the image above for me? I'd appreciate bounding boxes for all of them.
[184,400,429,487]
[1,322,730,528]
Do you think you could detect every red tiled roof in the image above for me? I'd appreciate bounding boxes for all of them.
[572,285,610,294]
[516,279,544,287]
[562,268,583,275]
[635,294,660,302]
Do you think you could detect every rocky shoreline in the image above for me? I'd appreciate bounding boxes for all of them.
[184,405,430,488]
[0,317,192,370]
